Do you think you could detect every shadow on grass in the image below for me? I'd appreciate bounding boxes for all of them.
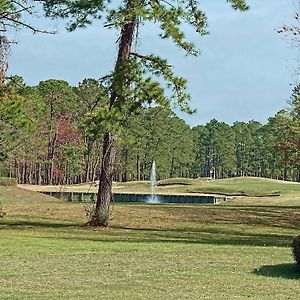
[0,219,82,228]
[0,219,295,248]
[110,224,294,247]
[253,264,300,279]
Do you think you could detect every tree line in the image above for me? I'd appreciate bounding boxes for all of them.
[1,77,299,184]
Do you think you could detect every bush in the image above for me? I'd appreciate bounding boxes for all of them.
[0,177,17,186]
[0,201,5,217]
[292,235,300,266]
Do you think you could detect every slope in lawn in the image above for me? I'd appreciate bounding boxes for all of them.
[158,176,300,197]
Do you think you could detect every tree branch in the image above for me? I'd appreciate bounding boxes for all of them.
[0,6,35,20]
[3,16,55,34]
[11,0,35,15]
[130,52,173,67]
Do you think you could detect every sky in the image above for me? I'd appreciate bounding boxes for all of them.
[7,0,299,126]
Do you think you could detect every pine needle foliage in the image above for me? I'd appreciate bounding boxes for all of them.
[41,0,249,124]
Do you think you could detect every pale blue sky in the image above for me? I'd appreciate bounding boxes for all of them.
[8,0,299,126]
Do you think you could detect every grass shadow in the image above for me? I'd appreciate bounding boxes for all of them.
[253,263,300,279]
[0,219,82,228]
[111,225,293,247]
[0,218,295,247]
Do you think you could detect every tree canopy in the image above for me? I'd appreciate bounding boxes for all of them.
[1,76,300,184]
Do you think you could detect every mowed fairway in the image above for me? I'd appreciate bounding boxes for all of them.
[1,180,300,299]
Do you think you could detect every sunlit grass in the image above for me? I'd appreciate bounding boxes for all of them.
[158,177,300,196]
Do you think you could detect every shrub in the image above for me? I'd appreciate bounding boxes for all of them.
[84,203,110,227]
[0,200,5,217]
[0,177,17,186]
[292,235,300,266]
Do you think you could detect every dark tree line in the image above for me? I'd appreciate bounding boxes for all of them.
[1,78,300,183]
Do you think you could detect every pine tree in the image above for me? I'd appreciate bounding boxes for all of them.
[41,0,249,226]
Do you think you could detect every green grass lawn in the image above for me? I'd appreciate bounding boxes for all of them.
[1,184,300,299]
[157,176,300,197]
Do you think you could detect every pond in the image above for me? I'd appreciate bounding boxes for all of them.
[41,191,228,204]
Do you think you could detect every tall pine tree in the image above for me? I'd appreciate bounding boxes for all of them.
[41,0,249,226]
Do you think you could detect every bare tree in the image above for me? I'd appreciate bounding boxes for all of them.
[0,0,54,82]
[278,1,300,80]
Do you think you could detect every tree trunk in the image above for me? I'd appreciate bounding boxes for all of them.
[92,1,137,226]
[170,155,175,178]
[93,133,116,226]
[136,154,140,180]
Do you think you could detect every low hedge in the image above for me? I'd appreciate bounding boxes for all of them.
[0,177,17,186]
[292,235,300,266]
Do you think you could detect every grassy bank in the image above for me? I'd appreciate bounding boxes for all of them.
[158,176,300,196]
[19,176,300,199]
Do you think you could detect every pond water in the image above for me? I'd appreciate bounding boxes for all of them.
[41,191,228,204]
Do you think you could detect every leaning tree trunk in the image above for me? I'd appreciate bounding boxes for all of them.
[91,1,137,226]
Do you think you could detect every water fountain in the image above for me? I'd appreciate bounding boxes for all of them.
[40,160,227,204]
[148,161,160,203]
